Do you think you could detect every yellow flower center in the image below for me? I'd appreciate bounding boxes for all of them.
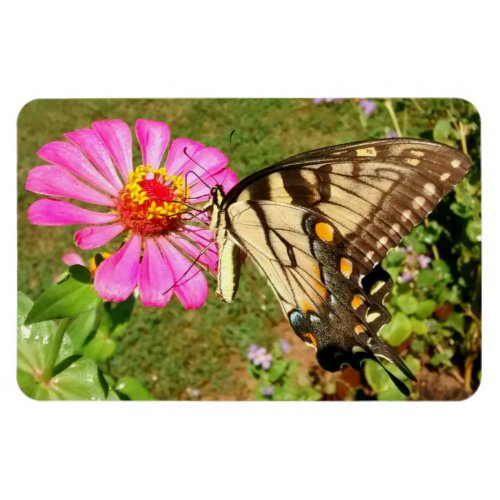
[116,165,190,236]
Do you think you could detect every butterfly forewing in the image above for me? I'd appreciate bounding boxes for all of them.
[223,139,471,271]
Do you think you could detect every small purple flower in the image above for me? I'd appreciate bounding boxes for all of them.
[359,99,377,116]
[186,387,201,399]
[247,344,259,361]
[261,386,274,397]
[247,345,273,370]
[387,130,399,138]
[417,254,432,269]
[280,339,291,353]
[399,272,414,283]
[312,98,345,105]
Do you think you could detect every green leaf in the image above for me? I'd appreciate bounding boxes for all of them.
[380,312,412,346]
[410,317,429,335]
[385,249,406,267]
[38,358,107,400]
[466,219,481,243]
[17,292,73,398]
[115,376,156,400]
[363,360,407,401]
[364,355,419,400]
[385,266,401,283]
[107,389,122,401]
[81,330,116,363]
[416,269,440,288]
[444,312,465,334]
[429,350,454,368]
[410,338,426,355]
[25,265,102,324]
[268,359,288,383]
[432,259,451,277]
[395,293,418,315]
[101,294,136,338]
[66,309,98,351]
[405,354,421,375]
[438,285,462,305]
[415,300,437,319]
[433,118,458,146]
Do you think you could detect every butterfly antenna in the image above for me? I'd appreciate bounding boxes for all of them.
[183,147,220,187]
[217,129,237,188]
[184,168,212,194]
[229,129,236,153]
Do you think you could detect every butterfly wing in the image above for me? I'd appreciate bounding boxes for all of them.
[224,199,415,388]
[222,138,471,273]
[217,138,471,390]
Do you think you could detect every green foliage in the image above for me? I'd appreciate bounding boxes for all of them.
[247,342,322,401]
[25,265,102,324]
[364,356,420,401]
[17,288,155,401]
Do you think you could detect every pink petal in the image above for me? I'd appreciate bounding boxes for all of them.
[26,165,115,207]
[135,119,170,169]
[189,168,239,202]
[37,141,117,195]
[220,169,239,193]
[169,226,218,273]
[138,238,175,307]
[62,252,85,266]
[165,138,205,177]
[65,128,123,191]
[94,234,141,302]
[193,147,229,173]
[91,120,133,181]
[28,199,117,226]
[74,223,125,250]
[157,237,208,309]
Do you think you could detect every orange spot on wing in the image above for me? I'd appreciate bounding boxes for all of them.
[299,297,316,313]
[304,332,317,349]
[315,221,334,242]
[354,324,366,335]
[340,258,353,278]
[351,294,364,310]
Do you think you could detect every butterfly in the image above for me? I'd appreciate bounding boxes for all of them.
[207,138,471,395]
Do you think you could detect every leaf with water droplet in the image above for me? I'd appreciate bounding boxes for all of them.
[17,291,73,398]
[40,358,106,400]
[18,291,106,400]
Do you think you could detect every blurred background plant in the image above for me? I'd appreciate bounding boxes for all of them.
[17,98,480,400]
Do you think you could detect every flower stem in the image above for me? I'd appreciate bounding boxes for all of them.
[459,121,469,155]
[384,99,403,137]
[41,318,70,382]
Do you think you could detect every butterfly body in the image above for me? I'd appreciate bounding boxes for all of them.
[208,138,471,393]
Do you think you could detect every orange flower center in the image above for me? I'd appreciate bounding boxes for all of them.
[116,165,189,236]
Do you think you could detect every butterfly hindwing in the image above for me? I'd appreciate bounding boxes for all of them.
[226,200,407,375]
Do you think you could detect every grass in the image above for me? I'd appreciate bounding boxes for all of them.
[17,97,475,399]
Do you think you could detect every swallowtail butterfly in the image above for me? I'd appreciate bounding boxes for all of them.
[208,138,471,394]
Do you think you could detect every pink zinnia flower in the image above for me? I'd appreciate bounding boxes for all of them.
[26,119,238,308]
